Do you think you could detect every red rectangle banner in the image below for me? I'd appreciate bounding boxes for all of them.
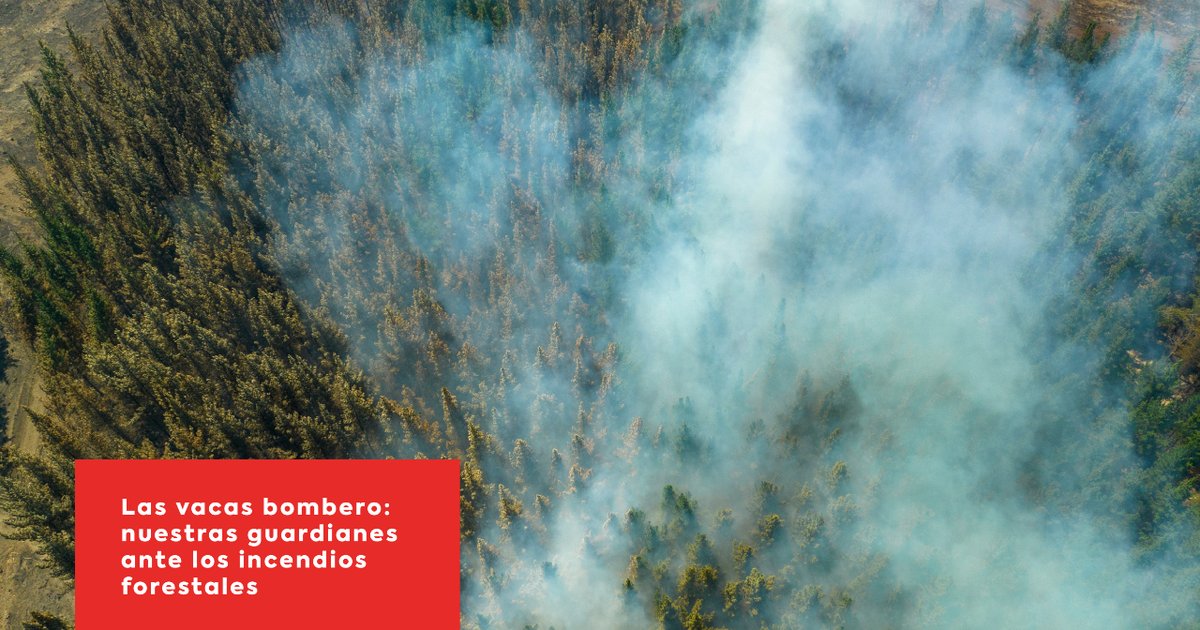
[76,459,460,629]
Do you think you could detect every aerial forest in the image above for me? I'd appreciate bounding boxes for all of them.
[2,0,1200,627]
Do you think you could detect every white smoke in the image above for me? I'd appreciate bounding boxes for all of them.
[230,1,1200,627]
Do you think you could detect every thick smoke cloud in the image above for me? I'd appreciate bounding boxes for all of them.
[231,1,1199,627]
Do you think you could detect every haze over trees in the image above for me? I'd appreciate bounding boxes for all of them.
[2,0,1200,627]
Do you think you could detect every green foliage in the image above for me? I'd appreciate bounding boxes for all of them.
[0,449,74,576]
[0,0,401,587]
[21,612,71,630]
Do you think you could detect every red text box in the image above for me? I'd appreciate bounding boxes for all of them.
[76,459,459,629]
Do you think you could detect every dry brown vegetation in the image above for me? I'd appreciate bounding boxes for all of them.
[1070,0,1199,37]
[993,0,1200,41]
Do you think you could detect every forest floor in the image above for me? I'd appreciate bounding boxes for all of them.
[0,2,104,626]
[998,0,1200,46]
[0,354,68,622]
[1070,0,1200,38]
[0,342,68,628]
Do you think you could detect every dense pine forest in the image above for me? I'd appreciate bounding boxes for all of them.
[2,0,1200,627]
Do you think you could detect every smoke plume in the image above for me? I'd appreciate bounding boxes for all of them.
[229,1,1200,626]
